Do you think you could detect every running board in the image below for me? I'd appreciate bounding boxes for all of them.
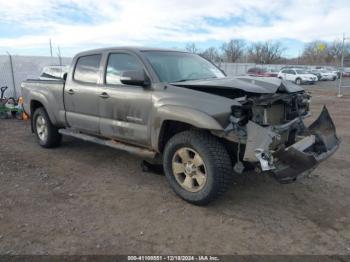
[58,129,156,159]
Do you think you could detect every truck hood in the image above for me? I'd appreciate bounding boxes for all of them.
[171,76,304,97]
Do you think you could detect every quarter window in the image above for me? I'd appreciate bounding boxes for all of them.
[106,53,143,85]
[73,54,102,84]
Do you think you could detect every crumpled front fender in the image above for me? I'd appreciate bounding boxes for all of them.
[244,106,340,183]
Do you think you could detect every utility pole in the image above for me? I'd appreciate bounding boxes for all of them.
[49,38,53,57]
[6,51,17,99]
[338,33,350,98]
[57,46,62,66]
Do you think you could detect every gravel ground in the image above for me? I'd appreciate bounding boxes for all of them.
[0,79,350,255]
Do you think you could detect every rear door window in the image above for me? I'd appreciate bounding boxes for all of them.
[74,54,102,84]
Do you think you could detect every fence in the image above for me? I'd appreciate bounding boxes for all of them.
[0,54,71,98]
[1,54,349,99]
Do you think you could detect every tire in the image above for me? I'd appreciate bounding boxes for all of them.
[33,107,61,148]
[163,130,233,205]
[295,78,302,85]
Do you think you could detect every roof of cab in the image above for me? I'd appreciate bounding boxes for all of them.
[74,46,187,57]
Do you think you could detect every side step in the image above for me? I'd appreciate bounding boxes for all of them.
[58,129,156,159]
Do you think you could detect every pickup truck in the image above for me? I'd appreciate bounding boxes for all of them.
[21,47,340,205]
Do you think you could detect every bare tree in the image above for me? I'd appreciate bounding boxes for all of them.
[200,47,221,63]
[326,40,350,65]
[221,39,245,62]
[301,41,328,65]
[185,42,200,54]
[248,41,285,64]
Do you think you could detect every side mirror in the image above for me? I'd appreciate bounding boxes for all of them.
[120,70,150,87]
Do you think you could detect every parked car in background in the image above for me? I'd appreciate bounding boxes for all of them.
[319,70,337,81]
[278,68,317,85]
[312,69,337,81]
[265,68,279,77]
[247,67,277,77]
[280,66,308,70]
[342,71,350,77]
[331,69,341,79]
[307,70,322,80]
[339,68,350,77]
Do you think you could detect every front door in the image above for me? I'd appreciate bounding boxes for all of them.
[99,52,152,147]
[64,54,103,134]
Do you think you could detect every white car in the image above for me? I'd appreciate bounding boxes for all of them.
[278,68,318,85]
[317,70,337,81]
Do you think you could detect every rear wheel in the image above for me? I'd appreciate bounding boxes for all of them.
[295,78,302,85]
[33,107,61,148]
[163,130,233,205]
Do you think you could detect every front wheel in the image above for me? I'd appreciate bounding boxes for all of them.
[33,107,62,148]
[295,78,302,85]
[163,130,233,205]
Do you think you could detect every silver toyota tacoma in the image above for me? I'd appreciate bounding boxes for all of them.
[21,47,340,205]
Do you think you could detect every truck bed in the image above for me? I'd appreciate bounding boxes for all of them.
[21,78,66,126]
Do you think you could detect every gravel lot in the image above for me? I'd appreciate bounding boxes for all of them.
[0,79,350,255]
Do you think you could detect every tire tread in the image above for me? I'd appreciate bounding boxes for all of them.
[163,130,233,205]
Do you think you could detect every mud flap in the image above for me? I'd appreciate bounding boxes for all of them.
[244,106,340,183]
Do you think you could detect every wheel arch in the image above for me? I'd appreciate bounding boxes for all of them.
[30,98,57,132]
[153,105,224,153]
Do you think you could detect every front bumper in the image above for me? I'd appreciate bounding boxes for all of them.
[320,75,334,80]
[244,106,340,183]
[301,79,316,84]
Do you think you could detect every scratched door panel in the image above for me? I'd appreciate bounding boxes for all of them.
[99,86,152,146]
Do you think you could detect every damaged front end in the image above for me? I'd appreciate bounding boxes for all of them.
[224,91,340,183]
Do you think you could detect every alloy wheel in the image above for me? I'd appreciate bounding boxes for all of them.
[36,115,48,142]
[172,147,207,192]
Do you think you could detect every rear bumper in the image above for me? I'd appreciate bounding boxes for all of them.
[244,106,340,183]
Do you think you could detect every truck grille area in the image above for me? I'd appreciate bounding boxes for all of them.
[249,93,310,126]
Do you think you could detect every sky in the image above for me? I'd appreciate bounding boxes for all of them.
[0,0,349,58]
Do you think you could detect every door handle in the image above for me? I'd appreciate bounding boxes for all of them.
[99,92,110,99]
[67,89,75,95]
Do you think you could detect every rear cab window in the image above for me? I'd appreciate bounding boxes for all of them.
[73,54,102,84]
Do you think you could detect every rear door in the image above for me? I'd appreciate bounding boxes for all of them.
[287,69,297,81]
[99,52,153,146]
[64,54,103,134]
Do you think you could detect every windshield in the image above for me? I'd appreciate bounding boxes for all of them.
[142,51,225,82]
[296,70,308,74]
